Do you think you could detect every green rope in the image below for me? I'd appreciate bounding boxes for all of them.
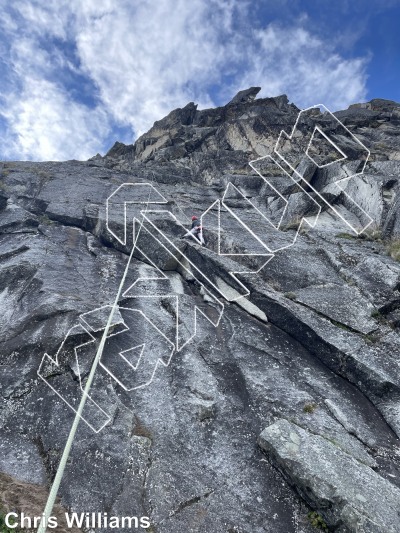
[37,236,137,532]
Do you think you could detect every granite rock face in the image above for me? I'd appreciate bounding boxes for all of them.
[1,90,400,532]
[258,419,400,532]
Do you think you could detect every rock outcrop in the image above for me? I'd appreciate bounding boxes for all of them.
[259,419,400,532]
[1,89,400,532]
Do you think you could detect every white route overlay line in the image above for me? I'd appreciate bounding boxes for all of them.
[121,245,224,352]
[100,104,373,387]
[78,101,374,402]
[106,182,168,246]
[39,193,226,426]
[247,154,322,243]
[37,104,373,532]
[37,244,138,533]
[37,182,158,533]
[140,210,250,301]
[98,306,175,392]
[220,179,321,254]
[272,104,373,235]
[37,319,121,433]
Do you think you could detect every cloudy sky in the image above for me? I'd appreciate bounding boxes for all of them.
[0,0,399,161]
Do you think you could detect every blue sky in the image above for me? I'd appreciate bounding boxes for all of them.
[0,0,399,161]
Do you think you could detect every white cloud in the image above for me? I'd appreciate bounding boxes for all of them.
[235,24,368,111]
[0,0,369,161]
[1,78,109,161]
[13,0,73,40]
[73,0,234,134]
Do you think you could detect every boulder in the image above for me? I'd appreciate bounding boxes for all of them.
[259,419,400,532]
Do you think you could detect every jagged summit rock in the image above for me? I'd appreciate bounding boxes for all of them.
[228,86,261,104]
[1,88,400,532]
[103,88,299,165]
[105,141,129,158]
[349,98,400,112]
[102,90,400,170]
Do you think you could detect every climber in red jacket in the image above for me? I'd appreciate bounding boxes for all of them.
[182,215,205,245]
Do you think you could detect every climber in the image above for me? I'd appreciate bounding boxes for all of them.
[182,215,205,245]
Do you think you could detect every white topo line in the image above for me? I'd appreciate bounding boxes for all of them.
[37,104,374,532]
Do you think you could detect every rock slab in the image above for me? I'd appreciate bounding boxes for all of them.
[259,419,400,532]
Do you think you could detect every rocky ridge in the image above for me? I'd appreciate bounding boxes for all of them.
[0,88,400,532]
